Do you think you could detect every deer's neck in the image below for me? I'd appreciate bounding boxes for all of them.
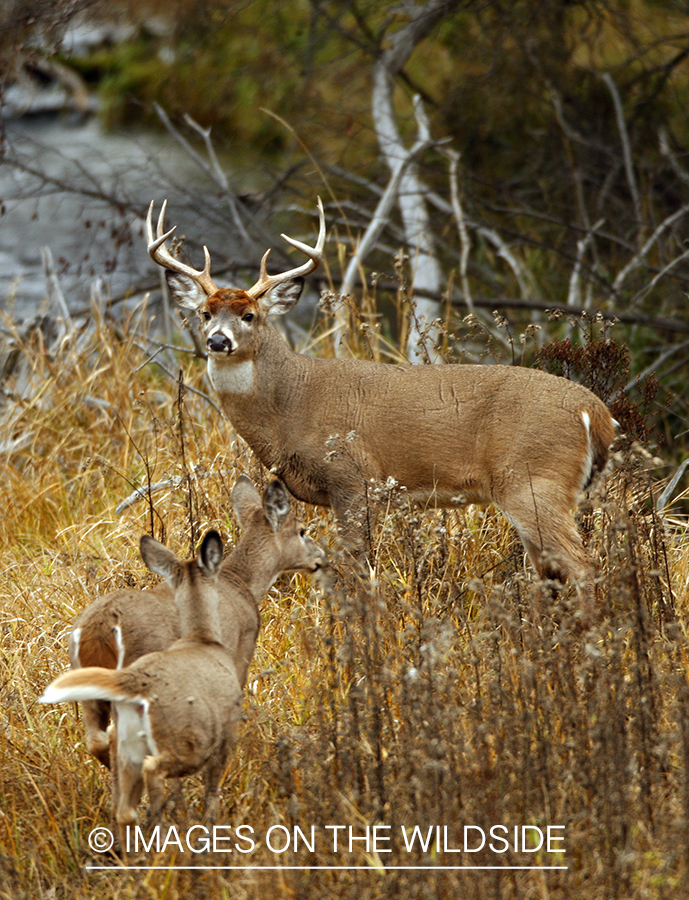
[175,576,223,645]
[220,539,281,609]
[208,324,312,467]
[209,358,256,395]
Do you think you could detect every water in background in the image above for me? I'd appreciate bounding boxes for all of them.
[0,114,218,322]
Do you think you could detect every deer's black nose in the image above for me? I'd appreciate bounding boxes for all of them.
[207,333,233,353]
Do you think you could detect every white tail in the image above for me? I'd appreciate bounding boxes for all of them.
[42,529,241,850]
[148,199,616,593]
[68,477,326,768]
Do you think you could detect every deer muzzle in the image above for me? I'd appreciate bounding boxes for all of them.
[207,332,234,355]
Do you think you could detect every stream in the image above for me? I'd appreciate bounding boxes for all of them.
[0,113,229,323]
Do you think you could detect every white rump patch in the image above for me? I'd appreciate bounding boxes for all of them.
[580,410,594,489]
[209,359,254,395]
[116,697,159,768]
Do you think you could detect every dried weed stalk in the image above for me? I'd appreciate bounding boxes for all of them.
[0,310,686,900]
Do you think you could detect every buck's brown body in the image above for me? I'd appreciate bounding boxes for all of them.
[147,199,616,589]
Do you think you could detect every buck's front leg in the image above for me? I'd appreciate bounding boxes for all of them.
[330,485,379,572]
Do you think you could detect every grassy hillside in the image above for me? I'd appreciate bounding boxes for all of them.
[0,302,688,898]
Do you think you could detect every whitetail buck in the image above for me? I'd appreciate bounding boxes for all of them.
[68,476,326,768]
[146,199,616,592]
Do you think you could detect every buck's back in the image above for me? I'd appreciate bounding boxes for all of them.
[236,358,610,502]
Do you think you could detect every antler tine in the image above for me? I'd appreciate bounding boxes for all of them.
[145,200,176,254]
[145,200,219,297]
[280,196,326,260]
[258,248,272,281]
[246,198,326,299]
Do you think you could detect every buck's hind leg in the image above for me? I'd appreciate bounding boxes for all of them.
[518,516,590,585]
[499,482,595,600]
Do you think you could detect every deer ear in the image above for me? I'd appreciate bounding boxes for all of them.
[139,535,180,584]
[165,270,207,311]
[198,530,223,576]
[231,475,262,527]
[260,277,304,317]
[263,480,291,531]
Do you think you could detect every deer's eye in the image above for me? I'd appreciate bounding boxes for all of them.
[242,312,254,323]
[202,311,212,322]
[299,528,307,538]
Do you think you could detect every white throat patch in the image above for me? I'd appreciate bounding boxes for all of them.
[209,359,255,395]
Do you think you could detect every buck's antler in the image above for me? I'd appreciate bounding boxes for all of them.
[146,200,219,297]
[245,197,326,299]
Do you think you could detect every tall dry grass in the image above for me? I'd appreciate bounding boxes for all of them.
[0,304,687,899]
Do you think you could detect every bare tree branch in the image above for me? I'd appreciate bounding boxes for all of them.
[602,72,642,231]
[567,220,604,309]
[444,148,473,314]
[339,97,436,303]
[612,203,689,294]
[352,278,689,335]
[369,0,462,361]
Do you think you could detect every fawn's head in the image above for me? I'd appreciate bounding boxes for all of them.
[231,476,327,576]
[139,529,224,641]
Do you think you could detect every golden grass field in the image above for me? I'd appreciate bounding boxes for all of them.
[1,307,688,899]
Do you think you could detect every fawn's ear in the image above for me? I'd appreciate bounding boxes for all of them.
[198,530,223,576]
[263,479,291,532]
[139,535,180,585]
[231,475,262,529]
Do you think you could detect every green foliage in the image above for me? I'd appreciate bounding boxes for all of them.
[432,0,689,231]
[72,0,367,155]
[68,1,689,311]
[55,0,689,352]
